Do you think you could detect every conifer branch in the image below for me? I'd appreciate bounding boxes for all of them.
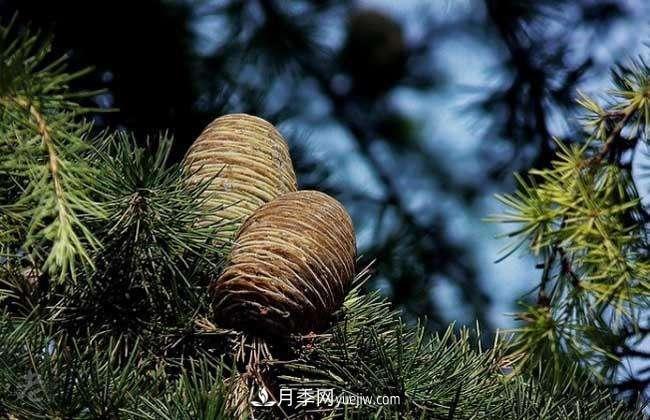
[589,104,637,165]
[0,21,105,281]
[492,53,650,399]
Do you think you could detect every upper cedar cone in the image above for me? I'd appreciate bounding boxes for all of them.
[211,190,356,336]
[183,114,298,244]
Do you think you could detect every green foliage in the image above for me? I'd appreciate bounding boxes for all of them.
[1,290,637,419]
[275,286,635,419]
[92,132,223,298]
[51,134,227,361]
[127,359,236,420]
[0,313,237,419]
[0,19,106,281]
[491,54,650,392]
[0,316,135,418]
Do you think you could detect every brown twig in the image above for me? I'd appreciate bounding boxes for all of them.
[8,97,68,221]
[558,246,580,288]
[537,247,557,307]
[588,105,637,165]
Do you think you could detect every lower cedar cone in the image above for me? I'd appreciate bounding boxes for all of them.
[210,190,356,336]
[183,113,298,244]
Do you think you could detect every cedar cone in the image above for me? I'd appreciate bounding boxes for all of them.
[183,114,298,244]
[211,190,356,336]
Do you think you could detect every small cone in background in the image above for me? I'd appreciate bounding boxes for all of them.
[341,9,407,97]
[183,113,298,244]
[211,190,357,336]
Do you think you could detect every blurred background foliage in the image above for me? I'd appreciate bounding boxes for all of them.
[0,0,647,334]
